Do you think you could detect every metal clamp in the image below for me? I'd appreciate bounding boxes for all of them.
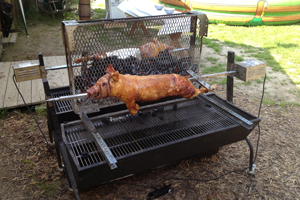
[79,113,117,170]
[186,69,212,90]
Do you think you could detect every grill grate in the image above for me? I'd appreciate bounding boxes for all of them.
[63,97,238,168]
[52,91,72,113]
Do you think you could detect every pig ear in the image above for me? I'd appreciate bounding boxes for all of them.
[111,71,119,82]
[106,65,116,74]
[106,65,119,81]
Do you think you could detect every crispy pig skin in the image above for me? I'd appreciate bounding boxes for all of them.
[87,65,217,115]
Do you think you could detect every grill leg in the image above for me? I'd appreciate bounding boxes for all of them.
[60,142,81,200]
[245,137,256,175]
[227,51,234,103]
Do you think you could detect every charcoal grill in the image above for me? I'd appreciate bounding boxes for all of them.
[37,12,264,200]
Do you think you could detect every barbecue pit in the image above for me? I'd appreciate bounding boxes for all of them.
[13,12,265,200]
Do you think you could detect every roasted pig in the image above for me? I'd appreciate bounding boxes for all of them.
[87,65,217,115]
[139,38,175,58]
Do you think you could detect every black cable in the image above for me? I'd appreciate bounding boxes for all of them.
[12,75,59,162]
[253,74,266,164]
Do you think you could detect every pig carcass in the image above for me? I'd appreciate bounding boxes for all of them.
[139,38,175,58]
[87,65,217,115]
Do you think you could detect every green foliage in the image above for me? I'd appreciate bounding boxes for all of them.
[206,57,219,62]
[242,81,251,85]
[23,159,34,170]
[35,103,47,117]
[218,77,227,85]
[235,55,244,62]
[202,65,224,74]
[0,108,8,119]
[198,37,221,53]
[37,181,59,197]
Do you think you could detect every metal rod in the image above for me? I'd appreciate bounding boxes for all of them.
[46,93,89,102]
[45,65,68,70]
[194,71,236,79]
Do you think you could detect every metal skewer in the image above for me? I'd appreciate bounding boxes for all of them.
[46,93,89,102]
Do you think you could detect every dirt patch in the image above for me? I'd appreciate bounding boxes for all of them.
[1,22,300,200]
[1,23,64,62]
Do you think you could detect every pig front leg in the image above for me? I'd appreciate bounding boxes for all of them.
[125,100,140,115]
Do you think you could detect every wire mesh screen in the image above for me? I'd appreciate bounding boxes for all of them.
[62,14,203,111]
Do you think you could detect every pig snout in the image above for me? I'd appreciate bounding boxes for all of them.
[87,87,101,99]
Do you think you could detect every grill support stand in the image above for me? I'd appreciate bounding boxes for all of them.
[60,141,81,200]
[40,53,64,169]
[227,51,235,103]
[245,137,256,175]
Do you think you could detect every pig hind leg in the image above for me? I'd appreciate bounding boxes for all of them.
[125,101,140,115]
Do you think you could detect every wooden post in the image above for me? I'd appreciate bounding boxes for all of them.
[227,51,235,103]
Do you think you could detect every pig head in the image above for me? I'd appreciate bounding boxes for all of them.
[87,65,119,99]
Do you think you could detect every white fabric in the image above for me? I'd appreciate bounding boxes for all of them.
[117,0,192,36]
[117,0,180,17]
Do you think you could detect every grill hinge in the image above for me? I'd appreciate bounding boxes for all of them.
[79,113,117,169]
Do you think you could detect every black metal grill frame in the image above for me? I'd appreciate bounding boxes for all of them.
[59,93,260,190]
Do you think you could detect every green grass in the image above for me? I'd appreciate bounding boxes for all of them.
[37,181,59,197]
[242,81,251,85]
[0,108,8,119]
[256,78,263,83]
[35,103,47,117]
[235,55,244,62]
[23,159,34,170]
[202,64,224,74]
[263,97,277,106]
[206,23,300,85]
[206,57,219,62]
[199,37,221,53]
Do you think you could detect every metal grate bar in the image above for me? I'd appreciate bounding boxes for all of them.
[52,91,72,113]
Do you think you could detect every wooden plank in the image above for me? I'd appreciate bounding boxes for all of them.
[2,33,11,44]
[3,62,20,109]
[0,62,11,109]
[31,79,45,104]
[55,56,69,86]
[44,56,63,88]
[0,45,3,58]
[9,33,18,44]
[30,58,45,104]
[17,79,32,107]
